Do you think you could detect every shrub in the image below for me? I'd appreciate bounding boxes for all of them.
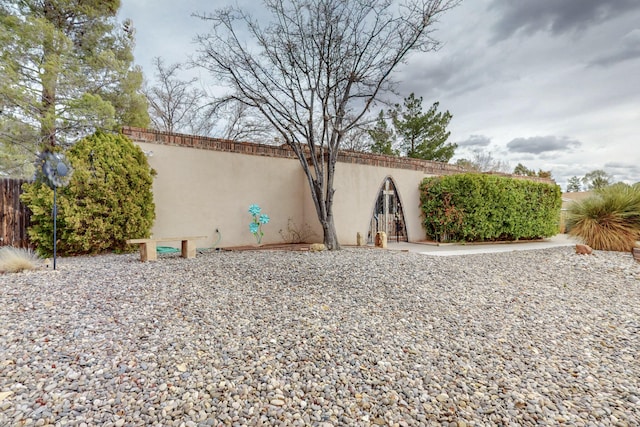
[21,131,155,256]
[279,217,318,243]
[420,173,561,242]
[566,183,640,251]
[0,247,41,273]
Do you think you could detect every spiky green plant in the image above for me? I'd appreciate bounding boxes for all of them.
[566,183,640,251]
[0,247,41,273]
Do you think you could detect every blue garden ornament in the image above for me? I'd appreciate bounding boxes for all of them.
[38,151,73,270]
[39,152,73,189]
[56,161,68,178]
[248,204,270,245]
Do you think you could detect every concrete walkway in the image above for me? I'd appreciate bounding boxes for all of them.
[386,234,580,256]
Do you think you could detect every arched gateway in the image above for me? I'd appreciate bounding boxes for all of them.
[368,177,408,243]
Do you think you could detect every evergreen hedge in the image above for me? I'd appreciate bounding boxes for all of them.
[419,173,561,242]
[21,131,155,256]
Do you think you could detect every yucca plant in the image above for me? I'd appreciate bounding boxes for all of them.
[566,183,640,251]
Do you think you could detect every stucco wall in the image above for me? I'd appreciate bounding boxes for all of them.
[136,141,306,248]
[123,127,497,247]
[138,140,433,247]
[330,163,432,244]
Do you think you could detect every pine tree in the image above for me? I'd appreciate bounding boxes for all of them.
[0,0,148,162]
[513,163,536,176]
[391,93,455,161]
[368,111,397,155]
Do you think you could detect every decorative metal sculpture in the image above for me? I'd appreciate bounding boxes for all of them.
[38,152,73,270]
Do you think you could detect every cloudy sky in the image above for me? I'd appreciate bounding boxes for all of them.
[119,0,640,190]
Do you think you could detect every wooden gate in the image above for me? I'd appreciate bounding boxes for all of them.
[368,177,408,243]
[1,178,32,248]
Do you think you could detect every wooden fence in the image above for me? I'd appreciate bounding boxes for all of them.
[0,178,32,248]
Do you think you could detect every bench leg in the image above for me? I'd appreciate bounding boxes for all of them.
[182,240,196,258]
[140,241,157,262]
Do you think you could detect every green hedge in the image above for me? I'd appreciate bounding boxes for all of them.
[21,131,155,256]
[419,173,561,242]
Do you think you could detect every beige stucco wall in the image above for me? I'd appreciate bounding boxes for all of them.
[126,127,479,248]
[137,142,306,248]
[138,139,435,247]
[330,163,432,245]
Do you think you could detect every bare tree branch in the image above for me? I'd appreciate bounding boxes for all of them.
[143,57,208,134]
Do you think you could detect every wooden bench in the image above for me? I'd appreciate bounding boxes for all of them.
[126,236,207,262]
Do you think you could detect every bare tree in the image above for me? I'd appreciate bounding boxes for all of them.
[145,58,279,141]
[217,101,276,143]
[195,0,460,249]
[475,150,510,173]
[340,115,379,152]
[341,128,374,152]
[455,150,511,173]
[144,57,212,134]
[582,169,612,190]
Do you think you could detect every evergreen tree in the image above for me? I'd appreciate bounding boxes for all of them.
[0,0,148,161]
[21,131,155,256]
[0,120,36,177]
[391,93,455,161]
[537,169,552,179]
[566,176,582,192]
[368,110,397,155]
[513,163,536,176]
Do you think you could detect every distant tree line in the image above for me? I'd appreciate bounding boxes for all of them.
[566,170,614,192]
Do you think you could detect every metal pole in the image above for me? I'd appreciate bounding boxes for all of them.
[53,186,57,270]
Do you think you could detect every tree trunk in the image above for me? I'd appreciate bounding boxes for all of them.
[321,211,340,250]
[41,70,57,148]
[307,163,341,250]
[322,153,340,250]
[41,0,58,148]
[312,187,341,250]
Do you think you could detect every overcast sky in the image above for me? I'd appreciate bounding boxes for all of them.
[119,0,640,190]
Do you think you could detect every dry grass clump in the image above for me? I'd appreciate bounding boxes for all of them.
[279,217,318,244]
[0,247,42,273]
[567,183,640,252]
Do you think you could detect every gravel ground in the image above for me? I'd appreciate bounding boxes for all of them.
[1,247,639,427]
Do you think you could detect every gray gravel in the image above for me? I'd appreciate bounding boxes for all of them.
[1,247,639,426]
